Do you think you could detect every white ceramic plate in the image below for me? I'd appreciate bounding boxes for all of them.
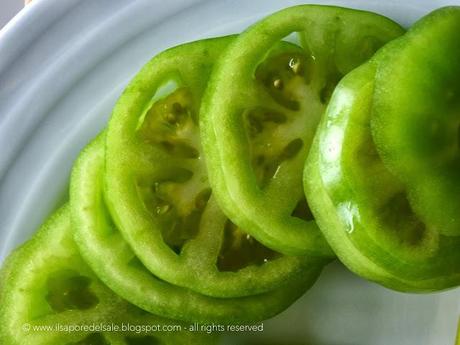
[0,1,459,344]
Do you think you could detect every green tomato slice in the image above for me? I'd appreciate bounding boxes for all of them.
[105,36,327,298]
[304,61,460,292]
[72,135,323,323]
[372,7,460,237]
[0,206,216,345]
[200,5,404,256]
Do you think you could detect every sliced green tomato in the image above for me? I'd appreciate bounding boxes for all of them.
[456,318,460,345]
[304,61,460,292]
[0,206,216,345]
[105,36,327,298]
[200,5,404,256]
[75,135,323,322]
[372,7,460,237]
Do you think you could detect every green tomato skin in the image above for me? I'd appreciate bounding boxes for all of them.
[372,6,460,237]
[0,206,216,345]
[304,60,460,292]
[200,4,404,257]
[71,134,324,324]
